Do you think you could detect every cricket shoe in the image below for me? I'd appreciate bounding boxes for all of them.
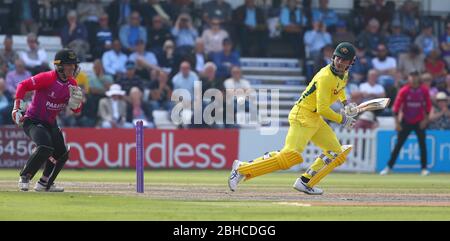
[293,178,323,195]
[228,160,244,192]
[421,169,430,176]
[379,167,390,175]
[18,176,30,191]
[34,182,64,192]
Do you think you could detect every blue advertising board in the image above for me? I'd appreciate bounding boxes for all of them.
[377,130,450,172]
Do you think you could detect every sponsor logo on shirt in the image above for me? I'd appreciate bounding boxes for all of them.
[46,101,66,110]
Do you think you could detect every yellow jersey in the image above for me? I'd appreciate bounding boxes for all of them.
[296,65,348,123]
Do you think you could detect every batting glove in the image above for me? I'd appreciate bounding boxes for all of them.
[340,109,356,130]
[11,99,26,127]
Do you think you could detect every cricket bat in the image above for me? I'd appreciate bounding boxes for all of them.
[355,98,391,114]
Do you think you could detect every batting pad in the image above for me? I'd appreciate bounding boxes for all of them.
[238,150,303,180]
[307,145,352,187]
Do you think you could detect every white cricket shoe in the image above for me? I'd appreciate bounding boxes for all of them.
[228,160,244,192]
[379,167,391,175]
[34,182,64,192]
[18,176,30,191]
[421,169,430,176]
[293,178,323,195]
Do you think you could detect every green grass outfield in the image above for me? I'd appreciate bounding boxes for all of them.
[1,169,450,220]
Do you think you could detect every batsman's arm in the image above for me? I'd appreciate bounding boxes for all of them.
[316,77,342,123]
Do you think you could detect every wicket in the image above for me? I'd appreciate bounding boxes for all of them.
[136,120,144,193]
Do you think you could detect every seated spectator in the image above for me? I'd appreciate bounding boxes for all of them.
[313,44,333,75]
[172,61,199,99]
[371,43,397,88]
[303,20,332,60]
[19,33,49,75]
[129,39,159,73]
[440,21,450,67]
[98,84,129,128]
[107,0,140,27]
[102,39,128,77]
[119,11,147,54]
[201,18,229,55]
[357,18,386,57]
[233,0,268,57]
[171,14,198,54]
[363,0,391,30]
[398,44,425,78]
[158,39,176,73]
[92,13,114,59]
[414,21,439,57]
[200,62,222,93]
[0,35,19,78]
[126,86,154,128]
[60,10,90,61]
[209,38,240,81]
[147,15,173,56]
[332,20,356,47]
[351,41,373,84]
[354,111,378,131]
[89,59,114,98]
[169,0,198,25]
[312,0,339,30]
[0,77,13,125]
[149,70,173,111]
[421,73,439,101]
[201,0,232,27]
[223,66,251,91]
[359,69,386,102]
[11,0,40,34]
[5,59,31,97]
[192,39,208,73]
[140,0,173,28]
[425,49,448,82]
[77,0,105,46]
[387,20,412,59]
[115,61,146,94]
[279,0,308,58]
[393,0,420,38]
[428,92,450,130]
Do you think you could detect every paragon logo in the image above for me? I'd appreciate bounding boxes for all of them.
[46,101,66,110]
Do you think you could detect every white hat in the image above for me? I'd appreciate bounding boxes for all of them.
[359,111,375,122]
[436,92,448,101]
[106,84,125,97]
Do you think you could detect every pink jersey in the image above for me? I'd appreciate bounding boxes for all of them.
[393,84,431,124]
[15,70,81,125]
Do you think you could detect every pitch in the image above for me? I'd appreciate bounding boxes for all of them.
[1,169,450,220]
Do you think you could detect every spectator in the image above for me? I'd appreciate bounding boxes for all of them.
[398,44,425,78]
[169,0,198,24]
[428,92,450,130]
[209,38,240,81]
[223,66,251,91]
[364,0,391,31]
[439,21,450,67]
[313,44,333,75]
[201,18,230,55]
[0,35,19,78]
[351,41,373,84]
[371,43,397,88]
[172,61,198,99]
[359,69,386,102]
[119,11,147,54]
[129,40,159,71]
[424,49,447,82]
[149,70,173,111]
[357,18,386,57]
[387,20,412,58]
[414,21,439,57]
[201,0,232,26]
[158,39,176,73]
[19,33,49,75]
[107,0,139,27]
[92,13,115,59]
[200,62,222,93]
[192,39,208,73]
[380,70,432,176]
[87,59,114,123]
[102,39,128,77]
[147,15,173,56]
[332,20,356,48]
[98,84,129,128]
[354,111,378,131]
[140,0,173,28]
[11,0,40,34]
[303,20,332,60]
[60,10,90,61]
[420,73,438,101]
[279,0,308,58]
[171,13,198,54]
[115,61,146,94]
[126,86,154,128]
[233,0,268,57]
[77,0,104,24]
[0,77,13,125]
[312,0,339,30]
[393,0,420,38]
[5,59,31,97]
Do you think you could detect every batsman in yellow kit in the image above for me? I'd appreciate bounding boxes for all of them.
[228,42,358,195]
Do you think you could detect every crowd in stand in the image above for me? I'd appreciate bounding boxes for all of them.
[0,0,450,130]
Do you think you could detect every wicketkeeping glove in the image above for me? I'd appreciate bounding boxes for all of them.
[340,109,356,130]
[11,99,26,127]
[68,85,83,109]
